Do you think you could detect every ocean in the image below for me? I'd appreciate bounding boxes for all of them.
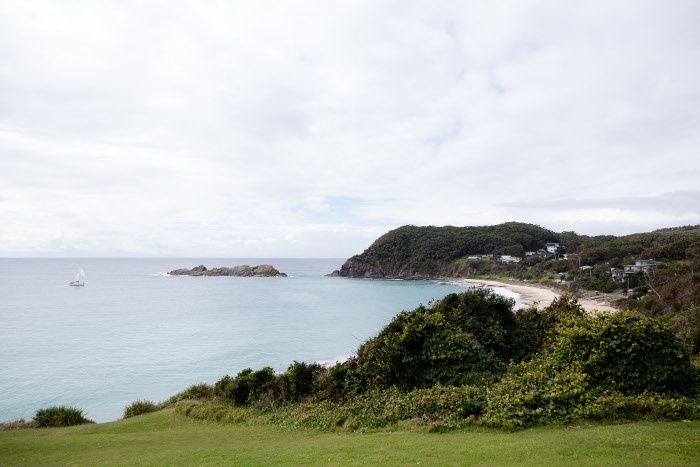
[0,258,519,423]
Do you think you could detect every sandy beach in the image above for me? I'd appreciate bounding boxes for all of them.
[458,278,619,314]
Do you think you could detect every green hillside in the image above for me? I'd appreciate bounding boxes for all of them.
[336,222,561,278]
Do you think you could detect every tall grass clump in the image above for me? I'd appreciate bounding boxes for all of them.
[33,406,94,427]
[123,400,161,419]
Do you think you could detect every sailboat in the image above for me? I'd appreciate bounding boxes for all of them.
[70,267,85,287]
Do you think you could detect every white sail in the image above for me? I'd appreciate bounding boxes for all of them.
[70,267,85,286]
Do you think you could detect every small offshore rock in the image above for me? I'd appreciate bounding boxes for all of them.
[169,264,287,277]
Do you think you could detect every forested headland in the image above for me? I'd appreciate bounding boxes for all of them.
[332,222,700,350]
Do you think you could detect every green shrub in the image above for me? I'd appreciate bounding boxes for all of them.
[431,289,532,362]
[550,312,699,396]
[516,294,585,353]
[344,289,527,393]
[169,383,215,403]
[224,369,253,405]
[223,367,279,406]
[274,385,486,431]
[482,355,700,429]
[482,311,700,429]
[673,303,700,355]
[282,361,326,402]
[482,359,592,428]
[33,406,94,427]
[123,400,160,419]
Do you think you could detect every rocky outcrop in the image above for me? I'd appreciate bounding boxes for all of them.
[330,258,435,280]
[169,264,287,277]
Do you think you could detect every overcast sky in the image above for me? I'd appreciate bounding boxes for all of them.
[1,1,699,258]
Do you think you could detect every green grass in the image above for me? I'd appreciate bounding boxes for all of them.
[1,410,699,465]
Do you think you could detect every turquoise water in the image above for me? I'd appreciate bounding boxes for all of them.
[0,258,510,423]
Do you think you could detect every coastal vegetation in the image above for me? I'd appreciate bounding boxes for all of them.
[126,289,699,432]
[32,406,94,428]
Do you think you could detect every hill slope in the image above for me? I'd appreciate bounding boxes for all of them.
[335,222,561,278]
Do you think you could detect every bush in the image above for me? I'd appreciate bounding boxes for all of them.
[516,294,585,353]
[673,303,700,355]
[224,369,253,405]
[168,383,215,403]
[344,289,528,393]
[223,367,279,406]
[272,385,487,431]
[33,406,94,427]
[281,361,326,402]
[123,400,160,419]
[482,359,592,428]
[550,312,699,396]
[482,355,700,429]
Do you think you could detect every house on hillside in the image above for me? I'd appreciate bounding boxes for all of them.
[610,268,624,281]
[498,255,521,264]
[545,242,560,253]
[623,259,659,274]
[467,256,480,262]
[611,259,660,282]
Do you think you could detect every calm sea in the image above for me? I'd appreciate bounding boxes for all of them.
[0,258,519,423]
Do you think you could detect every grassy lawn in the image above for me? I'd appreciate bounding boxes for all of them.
[1,410,699,465]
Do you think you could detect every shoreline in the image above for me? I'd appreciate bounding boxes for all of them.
[456,278,619,314]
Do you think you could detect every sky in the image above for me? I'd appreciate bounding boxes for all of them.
[1,1,699,258]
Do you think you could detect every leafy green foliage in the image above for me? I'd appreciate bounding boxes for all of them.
[169,291,700,431]
[344,289,527,393]
[481,311,700,428]
[281,361,326,402]
[482,358,699,429]
[33,406,94,427]
[123,400,160,419]
[549,312,699,396]
[673,303,700,355]
[515,295,585,353]
[218,367,277,406]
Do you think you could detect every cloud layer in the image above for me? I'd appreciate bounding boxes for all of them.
[1,1,699,257]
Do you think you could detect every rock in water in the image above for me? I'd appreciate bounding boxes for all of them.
[168,264,287,277]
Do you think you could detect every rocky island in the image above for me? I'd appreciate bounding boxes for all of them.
[169,264,287,277]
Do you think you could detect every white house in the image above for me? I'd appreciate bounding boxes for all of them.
[545,242,560,253]
[623,259,659,274]
[498,255,521,263]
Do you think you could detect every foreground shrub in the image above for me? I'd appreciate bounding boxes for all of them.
[482,356,700,429]
[219,367,279,406]
[123,400,160,419]
[482,311,700,428]
[281,361,327,402]
[550,312,699,396]
[516,294,585,353]
[33,406,94,427]
[673,303,700,355]
[179,385,487,432]
[483,360,592,428]
[344,289,527,393]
